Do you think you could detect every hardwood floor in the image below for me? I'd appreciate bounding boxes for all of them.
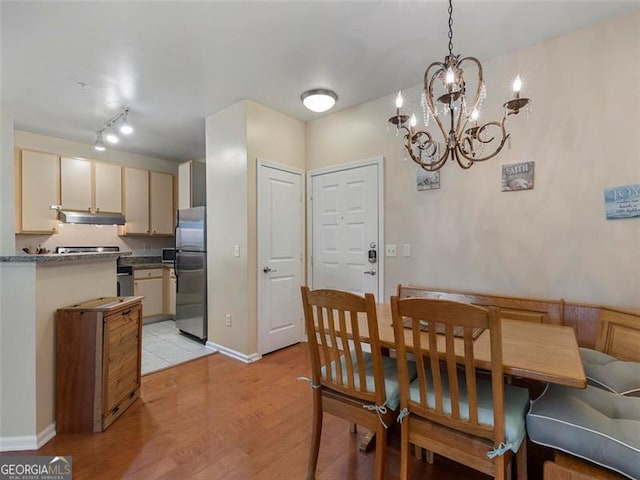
[4,344,548,479]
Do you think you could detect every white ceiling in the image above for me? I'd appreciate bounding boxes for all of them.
[2,1,637,162]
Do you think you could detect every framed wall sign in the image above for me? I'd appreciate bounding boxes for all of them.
[604,184,640,219]
[501,161,534,191]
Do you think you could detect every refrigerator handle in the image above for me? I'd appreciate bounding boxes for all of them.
[173,221,179,288]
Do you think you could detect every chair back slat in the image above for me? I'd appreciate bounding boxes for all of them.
[464,326,479,425]
[444,324,460,420]
[301,287,385,406]
[391,296,504,442]
[326,307,343,385]
[427,320,443,414]
[337,310,355,389]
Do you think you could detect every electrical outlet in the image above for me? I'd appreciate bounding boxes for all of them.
[385,244,397,257]
[234,245,240,257]
[225,314,232,327]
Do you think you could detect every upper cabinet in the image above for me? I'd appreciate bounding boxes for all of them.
[94,162,122,213]
[61,158,122,214]
[61,157,92,212]
[150,171,174,235]
[120,167,175,236]
[18,149,60,234]
[178,160,206,209]
[122,167,150,235]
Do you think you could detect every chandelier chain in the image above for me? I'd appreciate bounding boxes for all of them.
[447,0,453,57]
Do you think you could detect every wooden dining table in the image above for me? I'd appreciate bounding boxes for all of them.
[365,303,587,389]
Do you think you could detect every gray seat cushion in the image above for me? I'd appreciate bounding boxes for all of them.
[580,348,640,396]
[527,384,640,479]
[408,367,530,453]
[323,351,417,411]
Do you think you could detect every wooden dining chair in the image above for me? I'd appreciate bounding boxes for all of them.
[301,286,411,480]
[390,296,529,480]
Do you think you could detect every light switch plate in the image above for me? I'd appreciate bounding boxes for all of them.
[234,245,240,257]
[385,244,397,257]
[403,244,411,257]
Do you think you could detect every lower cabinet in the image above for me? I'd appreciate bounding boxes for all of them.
[164,267,176,316]
[134,268,164,317]
[56,296,143,433]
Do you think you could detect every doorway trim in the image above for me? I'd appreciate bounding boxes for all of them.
[306,156,384,300]
[256,158,305,356]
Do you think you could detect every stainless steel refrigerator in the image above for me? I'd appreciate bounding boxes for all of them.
[175,206,207,342]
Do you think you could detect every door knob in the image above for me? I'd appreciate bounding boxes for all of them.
[363,269,376,275]
[263,266,278,273]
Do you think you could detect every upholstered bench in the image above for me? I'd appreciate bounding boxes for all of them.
[579,348,640,396]
[527,384,640,480]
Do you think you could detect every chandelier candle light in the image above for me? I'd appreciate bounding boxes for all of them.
[389,0,531,171]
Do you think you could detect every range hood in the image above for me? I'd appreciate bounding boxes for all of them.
[57,210,126,226]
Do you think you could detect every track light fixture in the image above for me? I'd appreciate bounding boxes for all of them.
[94,106,134,151]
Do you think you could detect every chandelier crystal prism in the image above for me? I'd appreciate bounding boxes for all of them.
[388,0,531,171]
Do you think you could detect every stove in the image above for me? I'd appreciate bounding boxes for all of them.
[55,246,120,254]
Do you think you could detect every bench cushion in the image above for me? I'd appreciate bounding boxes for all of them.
[580,348,640,396]
[527,384,640,479]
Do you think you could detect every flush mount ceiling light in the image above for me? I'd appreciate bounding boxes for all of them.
[94,106,134,151]
[301,89,338,113]
[388,0,531,171]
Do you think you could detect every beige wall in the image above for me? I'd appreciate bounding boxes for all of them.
[0,260,114,447]
[307,12,640,307]
[15,224,173,255]
[13,130,177,254]
[14,130,177,174]
[205,100,306,356]
[1,104,15,256]
[206,101,250,354]
[246,100,305,354]
[0,263,37,441]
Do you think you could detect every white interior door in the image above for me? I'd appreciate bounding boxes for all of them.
[310,161,381,298]
[258,162,304,355]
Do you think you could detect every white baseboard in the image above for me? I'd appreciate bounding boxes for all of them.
[205,341,261,363]
[0,422,56,452]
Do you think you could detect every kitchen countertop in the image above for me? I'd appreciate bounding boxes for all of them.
[118,256,169,269]
[0,251,131,263]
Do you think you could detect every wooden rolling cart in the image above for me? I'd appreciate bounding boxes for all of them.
[56,296,143,433]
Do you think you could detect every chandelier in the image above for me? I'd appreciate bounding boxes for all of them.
[388,0,531,171]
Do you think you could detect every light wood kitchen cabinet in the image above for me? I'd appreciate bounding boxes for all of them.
[178,160,206,209]
[61,157,92,212]
[18,149,60,233]
[164,267,176,316]
[150,171,174,235]
[122,167,150,234]
[121,168,175,236]
[56,296,142,433]
[134,268,164,317]
[94,161,122,213]
[61,158,122,214]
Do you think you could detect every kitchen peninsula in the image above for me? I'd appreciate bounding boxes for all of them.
[0,250,129,451]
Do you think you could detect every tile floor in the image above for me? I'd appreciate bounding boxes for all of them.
[142,320,215,375]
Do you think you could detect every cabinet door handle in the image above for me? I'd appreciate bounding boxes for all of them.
[122,309,132,316]
[112,405,120,415]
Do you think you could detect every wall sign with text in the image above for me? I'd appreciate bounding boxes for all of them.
[604,184,640,219]
[501,162,534,192]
